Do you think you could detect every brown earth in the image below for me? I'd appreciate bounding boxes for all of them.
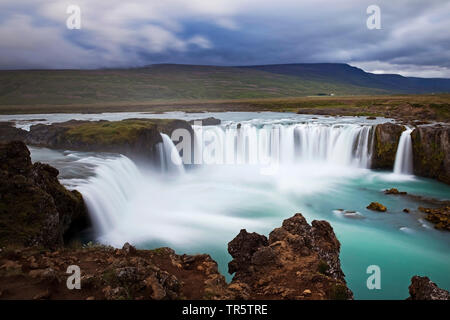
[0,244,227,300]
[0,213,353,300]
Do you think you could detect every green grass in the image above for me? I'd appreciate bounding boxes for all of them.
[0,64,448,121]
[65,119,179,145]
[0,65,390,106]
[66,120,156,144]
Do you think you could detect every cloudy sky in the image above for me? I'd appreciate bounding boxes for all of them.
[1,0,449,77]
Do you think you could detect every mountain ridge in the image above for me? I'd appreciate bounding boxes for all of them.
[0,63,449,106]
[238,63,450,93]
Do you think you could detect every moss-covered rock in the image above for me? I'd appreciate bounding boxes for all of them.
[25,118,193,164]
[0,141,88,248]
[411,125,450,184]
[371,123,405,169]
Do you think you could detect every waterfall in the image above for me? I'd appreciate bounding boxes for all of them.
[192,123,374,168]
[393,128,414,175]
[76,156,142,235]
[74,120,385,250]
[159,133,185,174]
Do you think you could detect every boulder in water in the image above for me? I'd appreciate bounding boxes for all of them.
[418,206,450,231]
[384,188,407,195]
[367,202,387,212]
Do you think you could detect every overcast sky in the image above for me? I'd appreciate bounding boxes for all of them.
[0,0,449,77]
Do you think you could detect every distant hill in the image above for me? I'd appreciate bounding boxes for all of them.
[240,63,450,94]
[0,63,449,105]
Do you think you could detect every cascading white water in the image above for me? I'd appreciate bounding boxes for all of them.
[193,123,374,168]
[159,133,185,174]
[76,156,142,235]
[393,128,414,175]
[76,121,376,247]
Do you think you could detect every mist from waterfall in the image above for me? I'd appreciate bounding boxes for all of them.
[393,128,414,175]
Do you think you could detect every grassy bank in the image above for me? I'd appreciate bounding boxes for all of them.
[1,94,449,122]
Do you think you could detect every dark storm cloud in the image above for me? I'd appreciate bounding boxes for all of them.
[0,0,449,77]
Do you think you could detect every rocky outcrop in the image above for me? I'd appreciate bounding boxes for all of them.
[408,276,449,300]
[227,213,353,300]
[0,212,352,300]
[0,244,228,300]
[418,206,450,231]
[0,122,28,142]
[26,119,193,164]
[371,123,405,169]
[0,141,88,248]
[0,119,193,164]
[411,125,450,184]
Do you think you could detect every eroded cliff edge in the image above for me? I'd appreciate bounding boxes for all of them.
[0,141,88,248]
[1,119,193,164]
[411,125,450,184]
[372,122,450,184]
[226,214,352,299]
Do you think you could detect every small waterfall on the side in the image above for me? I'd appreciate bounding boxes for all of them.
[393,128,414,175]
[159,133,185,174]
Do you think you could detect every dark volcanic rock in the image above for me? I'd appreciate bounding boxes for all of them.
[0,141,88,248]
[0,245,228,300]
[228,230,268,276]
[408,276,450,300]
[411,125,450,184]
[189,117,221,126]
[0,122,29,143]
[384,188,407,195]
[227,213,353,300]
[371,123,405,169]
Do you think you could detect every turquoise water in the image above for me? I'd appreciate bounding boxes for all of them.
[30,139,450,301]
[295,172,450,299]
[194,169,450,300]
[25,112,450,300]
